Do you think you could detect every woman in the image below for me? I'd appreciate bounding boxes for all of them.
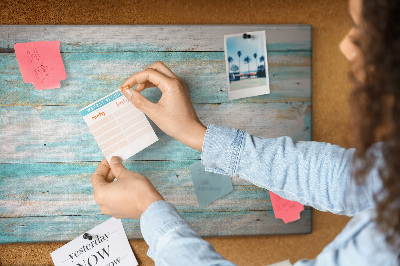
[91,0,400,264]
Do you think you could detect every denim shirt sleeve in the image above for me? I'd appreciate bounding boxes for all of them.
[201,124,383,216]
[140,200,236,266]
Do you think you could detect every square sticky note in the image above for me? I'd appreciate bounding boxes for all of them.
[14,41,67,90]
[80,90,158,162]
[190,161,233,207]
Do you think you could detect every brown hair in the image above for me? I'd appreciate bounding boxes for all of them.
[349,0,400,258]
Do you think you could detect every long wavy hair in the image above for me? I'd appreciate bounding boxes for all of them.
[349,0,400,258]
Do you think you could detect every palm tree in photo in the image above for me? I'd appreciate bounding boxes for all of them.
[244,56,251,78]
[231,64,239,72]
[260,55,265,69]
[228,56,233,73]
[253,53,258,75]
[259,55,266,77]
[237,51,242,77]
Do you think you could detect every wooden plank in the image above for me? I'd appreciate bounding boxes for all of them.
[0,161,313,217]
[0,184,276,217]
[0,102,311,163]
[0,182,280,217]
[0,25,311,53]
[0,209,312,243]
[0,51,311,106]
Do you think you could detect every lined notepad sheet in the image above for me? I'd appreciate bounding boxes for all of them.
[80,90,158,162]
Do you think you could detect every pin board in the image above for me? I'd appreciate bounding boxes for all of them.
[0,25,312,243]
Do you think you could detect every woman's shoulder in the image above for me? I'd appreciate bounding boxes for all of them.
[321,209,399,265]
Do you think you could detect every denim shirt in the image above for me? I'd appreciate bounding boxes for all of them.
[140,124,399,265]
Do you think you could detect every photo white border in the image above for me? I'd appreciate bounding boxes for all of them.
[224,30,270,100]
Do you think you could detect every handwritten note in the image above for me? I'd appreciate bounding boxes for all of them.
[14,41,67,90]
[51,218,138,266]
[80,90,158,163]
[190,161,233,208]
[270,191,304,223]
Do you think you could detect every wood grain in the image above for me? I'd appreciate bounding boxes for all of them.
[0,25,311,53]
[0,102,311,162]
[0,160,312,215]
[0,51,311,106]
[0,210,312,244]
[0,25,312,244]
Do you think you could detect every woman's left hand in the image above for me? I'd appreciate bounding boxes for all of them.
[91,157,164,219]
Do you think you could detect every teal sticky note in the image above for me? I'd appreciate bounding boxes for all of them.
[189,161,233,208]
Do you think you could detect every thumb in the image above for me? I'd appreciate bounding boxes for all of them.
[109,156,129,178]
[92,158,111,189]
[122,88,155,115]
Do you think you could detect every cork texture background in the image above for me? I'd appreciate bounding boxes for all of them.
[0,0,353,265]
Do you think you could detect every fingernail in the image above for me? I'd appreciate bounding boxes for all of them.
[123,89,133,100]
[110,156,122,165]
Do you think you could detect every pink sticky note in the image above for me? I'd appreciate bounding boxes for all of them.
[14,41,67,90]
[270,191,304,223]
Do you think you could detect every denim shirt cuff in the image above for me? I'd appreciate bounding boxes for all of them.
[140,200,191,260]
[201,124,245,176]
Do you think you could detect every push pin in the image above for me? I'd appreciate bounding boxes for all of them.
[83,233,94,240]
[243,33,252,39]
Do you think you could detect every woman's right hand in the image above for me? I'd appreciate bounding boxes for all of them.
[120,61,207,151]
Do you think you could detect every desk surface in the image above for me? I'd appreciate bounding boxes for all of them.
[0,25,312,243]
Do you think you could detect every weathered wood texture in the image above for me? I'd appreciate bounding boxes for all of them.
[0,25,312,243]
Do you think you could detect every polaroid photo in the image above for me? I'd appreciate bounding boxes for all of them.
[224,30,270,100]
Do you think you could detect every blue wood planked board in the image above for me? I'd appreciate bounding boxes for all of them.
[0,25,312,53]
[0,51,311,106]
[0,210,312,243]
[0,160,312,217]
[0,102,311,163]
[0,25,312,243]
[0,161,271,216]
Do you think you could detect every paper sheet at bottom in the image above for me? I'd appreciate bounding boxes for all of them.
[51,218,138,266]
[267,259,293,266]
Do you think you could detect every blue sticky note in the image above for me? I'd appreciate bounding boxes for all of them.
[189,161,233,208]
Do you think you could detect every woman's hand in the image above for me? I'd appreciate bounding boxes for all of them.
[91,157,164,220]
[120,61,207,152]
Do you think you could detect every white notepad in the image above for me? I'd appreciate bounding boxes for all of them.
[51,218,138,266]
[80,90,158,162]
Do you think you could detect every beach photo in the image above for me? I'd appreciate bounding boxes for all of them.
[224,30,270,100]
